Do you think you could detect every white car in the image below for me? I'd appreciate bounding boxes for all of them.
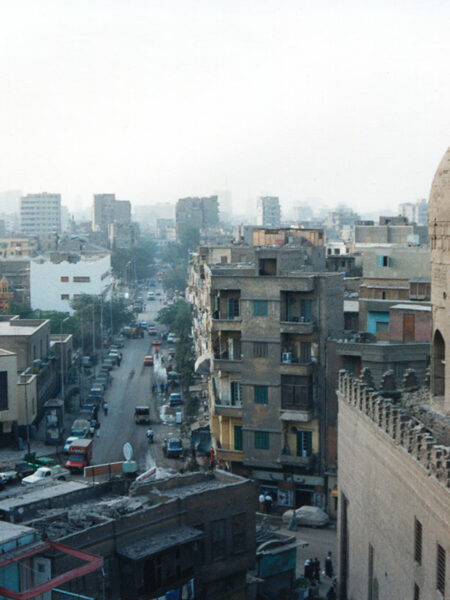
[22,465,69,486]
[64,436,78,454]
[167,333,175,343]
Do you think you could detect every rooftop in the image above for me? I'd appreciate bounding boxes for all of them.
[0,522,36,545]
[118,526,203,560]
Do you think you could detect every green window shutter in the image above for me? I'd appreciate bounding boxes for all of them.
[253,300,268,316]
[377,255,383,267]
[254,431,270,450]
[254,385,268,404]
[234,426,243,451]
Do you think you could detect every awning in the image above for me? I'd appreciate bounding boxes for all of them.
[118,526,203,561]
[194,353,211,375]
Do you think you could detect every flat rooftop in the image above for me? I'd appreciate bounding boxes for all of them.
[0,522,36,545]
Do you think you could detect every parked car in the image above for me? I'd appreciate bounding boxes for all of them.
[22,465,70,486]
[15,461,35,480]
[63,436,79,454]
[168,348,175,357]
[167,333,175,343]
[0,466,19,487]
[163,438,184,458]
[102,359,115,370]
[144,355,154,366]
[281,505,330,528]
[112,336,124,348]
[169,393,183,407]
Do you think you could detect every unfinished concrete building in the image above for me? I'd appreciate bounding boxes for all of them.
[189,240,344,511]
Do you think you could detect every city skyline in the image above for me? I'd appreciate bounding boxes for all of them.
[1,1,450,214]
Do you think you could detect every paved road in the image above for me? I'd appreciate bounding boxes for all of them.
[91,289,185,474]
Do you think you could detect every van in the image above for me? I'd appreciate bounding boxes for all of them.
[169,393,183,407]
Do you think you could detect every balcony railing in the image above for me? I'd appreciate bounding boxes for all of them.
[280,316,314,324]
[280,355,312,365]
[212,311,241,321]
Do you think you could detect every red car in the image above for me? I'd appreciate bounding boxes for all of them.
[152,340,162,346]
[144,356,154,366]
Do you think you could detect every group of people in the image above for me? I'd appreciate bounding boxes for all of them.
[304,551,336,599]
[258,490,275,513]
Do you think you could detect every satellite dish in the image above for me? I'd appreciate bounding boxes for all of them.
[123,442,133,461]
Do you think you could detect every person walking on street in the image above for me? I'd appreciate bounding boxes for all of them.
[325,551,334,579]
[313,557,321,583]
[103,402,108,415]
[304,558,312,580]
[258,491,265,513]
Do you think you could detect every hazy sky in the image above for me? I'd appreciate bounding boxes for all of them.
[1,0,450,215]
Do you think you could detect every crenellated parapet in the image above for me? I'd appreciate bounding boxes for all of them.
[338,370,450,489]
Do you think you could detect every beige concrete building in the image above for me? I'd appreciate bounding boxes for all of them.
[337,148,450,600]
[189,241,343,510]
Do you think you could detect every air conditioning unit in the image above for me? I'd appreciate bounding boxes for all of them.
[282,352,292,364]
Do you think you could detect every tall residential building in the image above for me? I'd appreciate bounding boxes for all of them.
[188,240,343,512]
[175,196,219,238]
[256,196,281,227]
[399,198,428,225]
[337,148,450,600]
[20,193,61,236]
[92,193,131,233]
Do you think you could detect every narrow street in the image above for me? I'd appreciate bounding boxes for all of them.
[91,289,184,473]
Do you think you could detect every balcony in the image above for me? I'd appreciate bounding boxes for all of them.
[213,400,243,417]
[216,446,244,463]
[278,452,316,468]
[212,332,242,372]
[280,317,315,335]
[280,407,315,423]
[211,313,242,332]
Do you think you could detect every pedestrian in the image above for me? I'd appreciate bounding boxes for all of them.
[103,402,108,415]
[160,383,164,393]
[161,355,165,364]
[325,551,334,579]
[258,491,265,513]
[264,492,273,514]
[326,585,337,600]
[304,558,312,580]
[313,557,321,583]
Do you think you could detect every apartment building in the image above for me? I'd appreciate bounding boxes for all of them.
[92,193,131,233]
[189,242,343,510]
[20,193,61,236]
[353,217,428,247]
[175,196,219,239]
[399,198,428,225]
[256,196,281,227]
[30,249,111,313]
[358,245,430,336]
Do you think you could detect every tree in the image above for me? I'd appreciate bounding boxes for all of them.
[157,300,192,338]
[162,263,188,294]
[111,238,156,281]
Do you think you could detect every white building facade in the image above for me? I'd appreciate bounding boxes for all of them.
[20,193,61,236]
[256,196,281,227]
[30,254,111,313]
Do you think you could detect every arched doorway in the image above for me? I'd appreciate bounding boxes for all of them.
[432,330,445,397]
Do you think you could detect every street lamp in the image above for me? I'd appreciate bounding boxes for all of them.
[60,317,70,404]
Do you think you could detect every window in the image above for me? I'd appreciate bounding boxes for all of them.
[61,294,69,300]
[73,276,90,282]
[437,544,446,595]
[281,375,312,410]
[0,371,8,411]
[228,298,240,318]
[253,342,268,358]
[254,385,268,404]
[253,300,268,316]
[296,430,313,457]
[377,255,391,267]
[60,276,69,282]
[232,514,246,554]
[234,425,243,451]
[301,298,313,320]
[254,431,270,450]
[230,381,242,405]
[211,519,226,561]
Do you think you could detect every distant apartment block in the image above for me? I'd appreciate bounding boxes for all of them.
[399,198,428,225]
[256,196,281,227]
[92,193,131,233]
[175,196,219,238]
[20,193,61,236]
[353,217,428,246]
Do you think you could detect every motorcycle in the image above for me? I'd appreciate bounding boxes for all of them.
[146,429,154,443]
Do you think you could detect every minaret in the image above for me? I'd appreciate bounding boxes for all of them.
[428,147,450,414]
